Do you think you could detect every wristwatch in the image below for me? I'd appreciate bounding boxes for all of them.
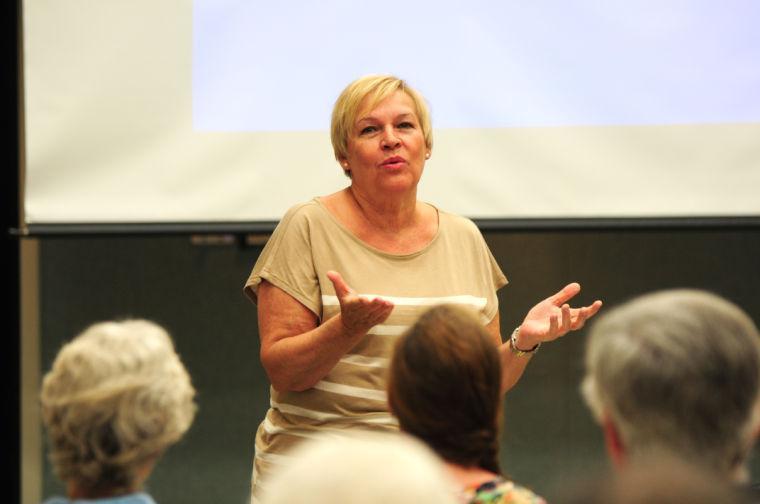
[509,327,541,357]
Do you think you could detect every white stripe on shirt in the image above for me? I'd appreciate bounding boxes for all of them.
[322,294,487,308]
[262,417,373,441]
[339,354,389,368]
[270,399,396,425]
[313,380,387,401]
[367,324,408,336]
[254,450,291,466]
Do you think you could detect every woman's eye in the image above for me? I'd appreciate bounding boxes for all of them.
[360,126,377,135]
[398,122,414,129]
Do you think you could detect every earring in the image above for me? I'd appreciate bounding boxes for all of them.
[425,152,431,159]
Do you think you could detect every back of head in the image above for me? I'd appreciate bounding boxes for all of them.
[41,319,197,495]
[388,304,502,473]
[582,289,760,478]
[262,431,458,504]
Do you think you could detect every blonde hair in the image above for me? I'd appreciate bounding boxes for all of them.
[41,319,197,494]
[581,290,760,479]
[330,75,433,170]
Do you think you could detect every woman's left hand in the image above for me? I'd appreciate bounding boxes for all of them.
[515,283,603,348]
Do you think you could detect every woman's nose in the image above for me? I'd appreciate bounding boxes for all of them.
[380,127,401,149]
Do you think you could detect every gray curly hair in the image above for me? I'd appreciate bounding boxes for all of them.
[41,319,197,494]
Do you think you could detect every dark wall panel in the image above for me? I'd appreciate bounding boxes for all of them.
[490,228,760,498]
[37,228,760,503]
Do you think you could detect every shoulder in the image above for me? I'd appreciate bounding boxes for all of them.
[268,199,331,240]
[466,478,546,504]
[437,209,487,249]
[438,208,481,234]
[278,199,325,225]
[42,498,70,504]
[41,494,157,504]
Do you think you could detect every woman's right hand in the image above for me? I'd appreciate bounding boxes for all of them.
[327,270,394,335]
[257,272,393,391]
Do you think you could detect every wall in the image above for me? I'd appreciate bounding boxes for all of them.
[34,227,760,503]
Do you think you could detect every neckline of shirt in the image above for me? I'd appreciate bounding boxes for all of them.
[311,197,443,259]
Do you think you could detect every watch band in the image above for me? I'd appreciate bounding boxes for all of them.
[509,327,541,357]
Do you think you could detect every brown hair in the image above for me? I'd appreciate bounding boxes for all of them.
[388,304,502,474]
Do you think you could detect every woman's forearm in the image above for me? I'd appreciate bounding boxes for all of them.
[498,345,532,394]
[260,313,367,392]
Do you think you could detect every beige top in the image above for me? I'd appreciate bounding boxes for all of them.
[244,198,507,495]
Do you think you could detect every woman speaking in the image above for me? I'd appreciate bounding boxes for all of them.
[244,75,602,499]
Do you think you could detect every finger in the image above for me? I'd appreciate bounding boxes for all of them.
[570,300,603,329]
[371,297,394,309]
[326,270,353,299]
[349,301,394,328]
[561,304,571,333]
[374,303,394,324]
[548,312,559,336]
[355,296,394,312]
[570,306,589,330]
[346,297,393,319]
[550,283,581,306]
[586,300,603,317]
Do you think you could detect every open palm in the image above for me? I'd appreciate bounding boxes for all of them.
[518,283,603,347]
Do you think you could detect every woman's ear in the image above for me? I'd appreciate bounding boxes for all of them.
[752,400,760,438]
[339,158,351,177]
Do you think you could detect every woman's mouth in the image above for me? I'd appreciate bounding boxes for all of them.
[380,156,406,170]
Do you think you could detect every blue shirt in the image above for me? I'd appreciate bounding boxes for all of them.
[43,493,156,504]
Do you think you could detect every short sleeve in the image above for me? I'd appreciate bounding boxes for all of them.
[485,236,508,292]
[243,202,321,317]
[477,229,508,322]
[437,211,507,324]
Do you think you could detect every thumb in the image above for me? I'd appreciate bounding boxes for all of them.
[326,270,353,299]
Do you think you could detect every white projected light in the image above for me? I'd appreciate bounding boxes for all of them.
[22,0,760,226]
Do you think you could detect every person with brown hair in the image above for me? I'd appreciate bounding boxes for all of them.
[388,304,545,504]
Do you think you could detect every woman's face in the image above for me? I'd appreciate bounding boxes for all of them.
[342,90,429,198]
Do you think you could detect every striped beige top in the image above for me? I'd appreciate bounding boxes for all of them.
[244,198,507,497]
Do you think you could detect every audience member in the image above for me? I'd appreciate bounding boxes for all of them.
[561,454,752,504]
[581,289,760,484]
[40,319,197,504]
[388,304,545,504]
[261,431,458,504]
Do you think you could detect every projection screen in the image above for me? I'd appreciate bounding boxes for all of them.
[22,0,760,230]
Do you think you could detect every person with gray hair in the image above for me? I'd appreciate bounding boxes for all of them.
[581,289,760,483]
[40,319,197,504]
[261,431,459,504]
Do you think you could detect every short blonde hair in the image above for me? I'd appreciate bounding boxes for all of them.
[582,290,760,479]
[41,319,197,493]
[330,75,433,168]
